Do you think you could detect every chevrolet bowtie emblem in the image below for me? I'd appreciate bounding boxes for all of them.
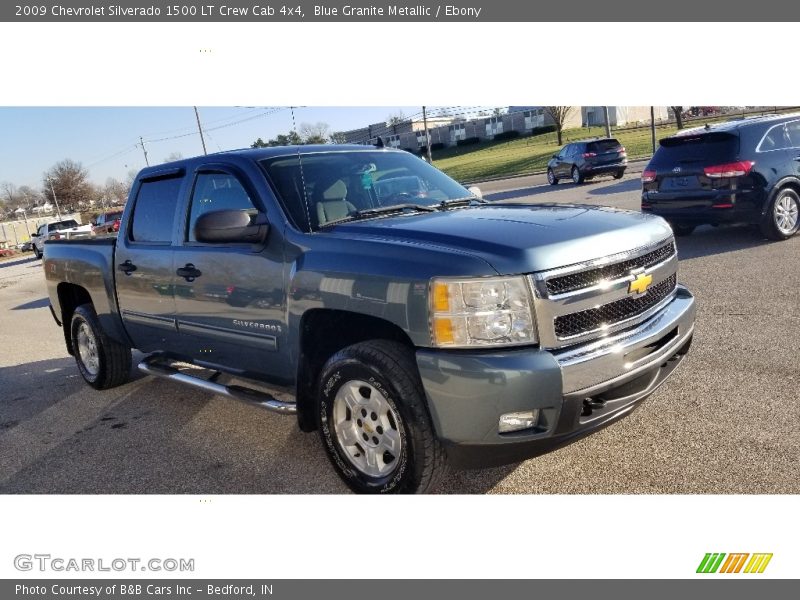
[629,272,653,295]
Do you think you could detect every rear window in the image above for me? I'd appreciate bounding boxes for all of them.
[650,132,739,167]
[130,177,182,243]
[586,139,621,153]
[49,220,78,231]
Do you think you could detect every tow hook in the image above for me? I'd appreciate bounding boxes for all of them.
[582,397,606,417]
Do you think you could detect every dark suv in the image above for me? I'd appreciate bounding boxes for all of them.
[641,114,800,240]
[547,138,627,185]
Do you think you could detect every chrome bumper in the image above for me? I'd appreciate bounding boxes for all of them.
[555,285,696,395]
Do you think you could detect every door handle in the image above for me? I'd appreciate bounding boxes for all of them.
[118,260,137,275]
[176,263,202,282]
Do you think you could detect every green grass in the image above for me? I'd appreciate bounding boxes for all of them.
[431,108,798,183]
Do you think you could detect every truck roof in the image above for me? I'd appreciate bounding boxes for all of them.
[137,144,399,179]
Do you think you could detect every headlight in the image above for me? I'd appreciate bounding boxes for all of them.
[429,276,537,348]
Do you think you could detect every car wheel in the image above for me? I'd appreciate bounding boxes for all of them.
[613,170,625,180]
[70,303,132,390]
[669,222,696,237]
[547,168,558,185]
[761,188,800,240]
[571,166,584,185]
[33,245,41,259]
[317,340,446,494]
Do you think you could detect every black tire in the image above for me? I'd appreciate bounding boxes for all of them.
[317,340,446,494]
[613,169,625,180]
[547,168,559,185]
[669,222,696,237]
[760,188,800,241]
[70,303,132,390]
[571,166,584,185]
[33,245,42,259]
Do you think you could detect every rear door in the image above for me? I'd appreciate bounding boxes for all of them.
[170,164,288,381]
[585,139,625,167]
[115,170,185,352]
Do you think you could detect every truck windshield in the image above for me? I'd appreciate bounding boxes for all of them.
[260,150,472,231]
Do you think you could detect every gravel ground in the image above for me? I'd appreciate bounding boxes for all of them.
[0,170,797,494]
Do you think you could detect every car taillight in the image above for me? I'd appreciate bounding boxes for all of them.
[619,146,627,154]
[113,220,120,232]
[642,169,657,183]
[582,152,597,158]
[703,161,755,178]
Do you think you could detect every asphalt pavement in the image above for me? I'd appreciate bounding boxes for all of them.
[0,170,798,494]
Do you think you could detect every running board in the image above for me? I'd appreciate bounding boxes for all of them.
[137,355,297,415]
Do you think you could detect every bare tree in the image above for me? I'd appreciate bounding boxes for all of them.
[670,106,685,129]
[329,131,347,144]
[42,159,93,212]
[544,107,577,145]
[105,177,130,206]
[298,122,330,144]
[17,185,41,209]
[1,181,17,206]
[387,111,406,126]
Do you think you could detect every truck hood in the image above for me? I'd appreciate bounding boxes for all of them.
[327,204,672,274]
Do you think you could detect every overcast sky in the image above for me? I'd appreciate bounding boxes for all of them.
[0,106,494,193]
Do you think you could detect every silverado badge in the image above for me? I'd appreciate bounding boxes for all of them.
[629,272,653,295]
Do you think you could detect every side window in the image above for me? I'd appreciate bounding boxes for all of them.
[37,224,46,236]
[558,145,570,158]
[130,176,182,243]
[786,121,800,148]
[759,124,790,152]
[96,214,105,225]
[187,173,257,242]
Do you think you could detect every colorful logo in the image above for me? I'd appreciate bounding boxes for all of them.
[696,553,773,574]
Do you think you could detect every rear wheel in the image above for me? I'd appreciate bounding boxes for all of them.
[317,340,446,494]
[70,304,132,390]
[613,170,625,180]
[761,188,800,240]
[571,166,584,185]
[547,168,558,185]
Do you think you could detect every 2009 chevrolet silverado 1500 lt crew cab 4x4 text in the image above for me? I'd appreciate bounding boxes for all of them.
[43,145,696,493]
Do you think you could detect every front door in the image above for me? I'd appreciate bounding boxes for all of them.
[171,168,288,383]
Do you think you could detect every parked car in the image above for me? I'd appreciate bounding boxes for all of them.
[547,138,627,185]
[91,210,124,237]
[43,145,695,494]
[641,114,800,239]
[19,241,33,252]
[31,219,93,258]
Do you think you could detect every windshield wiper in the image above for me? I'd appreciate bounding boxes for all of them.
[439,196,487,209]
[318,203,436,228]
[355,203,437,217]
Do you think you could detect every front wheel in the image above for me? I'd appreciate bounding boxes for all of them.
[317,340,446,494]
[547,168,558,185]
[70,304,132,390]
[571,166,584,185]
[761,188,800,240]
[669,222,696,237]
[33,245,42,259]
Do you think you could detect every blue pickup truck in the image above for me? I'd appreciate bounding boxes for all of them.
[43,145,696,493]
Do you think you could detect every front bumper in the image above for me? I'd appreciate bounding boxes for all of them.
[416,285,696,469]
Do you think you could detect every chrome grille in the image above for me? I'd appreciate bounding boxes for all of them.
[546,242,675,295]
[554,274,677,339]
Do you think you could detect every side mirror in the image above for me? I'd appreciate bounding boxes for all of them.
[467,186,483,200]
[194,209,269,244]
[552,154,559,159]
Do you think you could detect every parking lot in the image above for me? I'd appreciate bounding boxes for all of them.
[0,169,798,494]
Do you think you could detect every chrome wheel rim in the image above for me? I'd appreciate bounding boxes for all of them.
[572,168,580,183]
[332,379,403,478]
[774,194,799,234]
[547,170,554,183]
[76,322,100,376]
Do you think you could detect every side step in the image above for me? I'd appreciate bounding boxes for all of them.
[138,355,297,415]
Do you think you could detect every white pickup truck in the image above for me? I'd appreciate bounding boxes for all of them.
[31,219,92,258]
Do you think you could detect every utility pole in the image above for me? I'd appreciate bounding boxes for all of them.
[47,177,63,220]
[422,106,432,163]
[650,106,656,154]
[603,106,612,138]
[139,136,150,166]
[194,106,208,155]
